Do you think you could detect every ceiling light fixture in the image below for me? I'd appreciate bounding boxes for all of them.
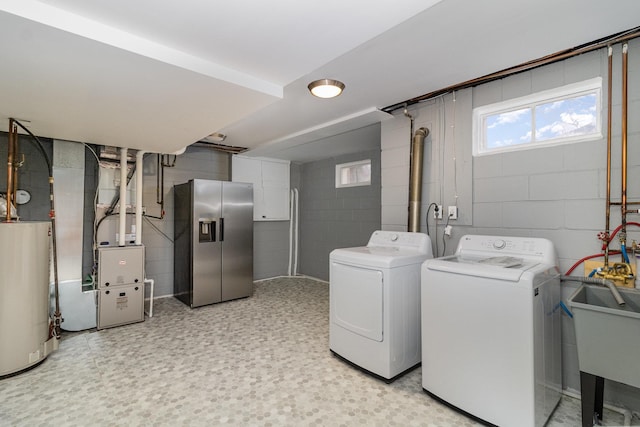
[200,132,227,143]
[307,79,345,99]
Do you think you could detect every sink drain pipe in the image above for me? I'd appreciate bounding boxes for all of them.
[408,127,429,232]
[561,275,625,306]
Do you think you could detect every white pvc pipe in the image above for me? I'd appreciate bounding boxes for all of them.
[143,278,154,317]
[119,147,128,246]
[293,188,299,276]
[135,150,145,245]
[287,189,294,276]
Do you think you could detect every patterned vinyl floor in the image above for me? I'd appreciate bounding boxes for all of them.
[0,277,629,426]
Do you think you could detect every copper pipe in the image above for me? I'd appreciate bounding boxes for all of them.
[384,27,640,113]
[408,127,429,232]
[6,119,16,222]
[9,118,62,336]
[604,47,613,266]
[611,201,640,205]
[620,43,629,256]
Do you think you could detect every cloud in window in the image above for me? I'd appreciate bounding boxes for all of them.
[536,111,596,140]
[487,108,530,129]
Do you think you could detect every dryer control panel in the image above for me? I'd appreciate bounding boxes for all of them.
[367,230,431,254]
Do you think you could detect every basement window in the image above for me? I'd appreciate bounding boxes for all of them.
[336,159,371,188]
[473,77,602,156]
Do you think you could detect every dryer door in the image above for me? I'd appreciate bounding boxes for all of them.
[330,262,383,342]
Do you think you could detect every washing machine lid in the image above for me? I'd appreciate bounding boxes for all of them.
[424,254,540,282]
[331,246,431,268]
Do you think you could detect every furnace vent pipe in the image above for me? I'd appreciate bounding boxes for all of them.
[408,127,429,232]
[135,150,145,245]
[119,148,128,246]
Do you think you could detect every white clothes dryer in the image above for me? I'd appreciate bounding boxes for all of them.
[421,235,562,427]
[329,230,433,382]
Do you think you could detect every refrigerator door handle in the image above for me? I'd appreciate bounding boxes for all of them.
[219,218,224,242]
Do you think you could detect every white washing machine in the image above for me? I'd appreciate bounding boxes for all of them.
[329,230,433,382]
[421,235,562,427]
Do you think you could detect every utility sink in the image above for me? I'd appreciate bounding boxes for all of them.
[568,284,640,388]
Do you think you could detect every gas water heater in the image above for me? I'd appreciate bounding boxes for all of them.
[0,221,58,377]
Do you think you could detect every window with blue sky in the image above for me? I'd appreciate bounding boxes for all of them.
[473,78,602,156]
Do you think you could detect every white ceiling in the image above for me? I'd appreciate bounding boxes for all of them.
[1,0,639,161]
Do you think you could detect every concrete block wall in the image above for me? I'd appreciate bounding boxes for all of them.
[253,220,290,279]
[0,133,53,222]
[83,146,99,279]
[0,136,98,281]
[382,89,473,257]
[381,39,640,409]
[139,146,229,298]
[298,126,381,281]
[251,162,301,280]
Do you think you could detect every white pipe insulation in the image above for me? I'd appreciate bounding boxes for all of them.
[135,150,145,245]
[293,188,299,276]
[119,147,128,247]
[287,188,300,276]
[288,189,294,276]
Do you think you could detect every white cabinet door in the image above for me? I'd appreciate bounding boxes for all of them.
[260,160,289,220]
[231,156,262,185]
[232,156,290,221]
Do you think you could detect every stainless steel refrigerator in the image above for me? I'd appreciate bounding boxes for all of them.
[174,179,253,308]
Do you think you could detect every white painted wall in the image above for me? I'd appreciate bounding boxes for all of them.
[382,89,472,257]
[382,40,640,409]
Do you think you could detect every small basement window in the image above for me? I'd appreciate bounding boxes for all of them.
[473,77,602,156]
[336,159,371,188]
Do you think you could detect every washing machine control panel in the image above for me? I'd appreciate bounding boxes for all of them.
[458,235,557,264]
[492,239,506,250]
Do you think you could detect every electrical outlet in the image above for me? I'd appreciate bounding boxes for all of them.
[448,206,458,220]
[433,205,443,219]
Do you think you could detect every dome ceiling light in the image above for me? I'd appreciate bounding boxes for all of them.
[307,79,345,98]
[201,132,227,143]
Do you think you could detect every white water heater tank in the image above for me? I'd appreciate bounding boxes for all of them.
[0,221,58,377]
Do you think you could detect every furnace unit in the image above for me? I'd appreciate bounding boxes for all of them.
[96,245,145,330]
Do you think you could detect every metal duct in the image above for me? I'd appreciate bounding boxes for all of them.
[408,127,429,232]
[52,140,85,280]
